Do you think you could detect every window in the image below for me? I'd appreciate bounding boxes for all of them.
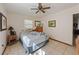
[24,20,33,29]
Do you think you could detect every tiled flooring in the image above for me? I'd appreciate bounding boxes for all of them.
[4,39,75,55]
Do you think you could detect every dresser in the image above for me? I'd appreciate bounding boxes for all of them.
[35,26,43,32]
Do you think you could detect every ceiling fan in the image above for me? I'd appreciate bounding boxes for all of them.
[31,3,51,14]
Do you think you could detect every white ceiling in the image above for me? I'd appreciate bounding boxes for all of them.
[3,3,79,18]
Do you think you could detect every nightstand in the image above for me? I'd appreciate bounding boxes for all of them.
[7,35,17,45]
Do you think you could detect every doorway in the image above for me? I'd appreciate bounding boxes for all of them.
[73,13,79,46]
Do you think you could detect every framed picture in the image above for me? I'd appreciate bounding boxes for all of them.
[0,13,7,31]
[48,20,56,27]
[35,21,41,27]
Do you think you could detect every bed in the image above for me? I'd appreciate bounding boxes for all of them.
[20,31,49,54]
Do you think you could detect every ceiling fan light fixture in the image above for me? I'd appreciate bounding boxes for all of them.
[31,3,51,14]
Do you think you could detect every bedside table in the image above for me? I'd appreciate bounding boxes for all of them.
[7,35,17,45]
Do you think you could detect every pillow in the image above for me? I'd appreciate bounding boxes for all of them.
[25,29,33,32]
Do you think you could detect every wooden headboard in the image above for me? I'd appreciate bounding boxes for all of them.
[35,26,43,32]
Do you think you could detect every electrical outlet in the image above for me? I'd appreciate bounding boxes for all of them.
[2,44,4,47]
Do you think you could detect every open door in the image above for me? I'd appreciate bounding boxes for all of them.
[73,13,79,46]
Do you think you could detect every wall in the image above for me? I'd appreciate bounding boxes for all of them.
[0,4,7,54]
[7,13,37,39]
[40,5,79,45]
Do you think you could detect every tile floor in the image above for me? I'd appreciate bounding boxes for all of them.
[3,39,75,55]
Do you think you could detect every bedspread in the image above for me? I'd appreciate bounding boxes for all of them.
[20,31,48,54]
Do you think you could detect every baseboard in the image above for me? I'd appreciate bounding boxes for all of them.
[2,45,7,55]
[49,37,73,46]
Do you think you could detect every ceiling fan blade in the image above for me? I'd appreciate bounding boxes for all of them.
[36,10,39,14]
[43,7,50,9]
[31,8,38,10]
[41,10,45,13]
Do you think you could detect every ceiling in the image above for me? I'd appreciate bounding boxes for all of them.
[3,3,79,18]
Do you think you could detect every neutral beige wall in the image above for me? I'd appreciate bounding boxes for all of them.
[0,4,7,54]
[40,5,79,45]
[7,13,37,39]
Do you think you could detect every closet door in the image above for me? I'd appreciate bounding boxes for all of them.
[0,31,7,54]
